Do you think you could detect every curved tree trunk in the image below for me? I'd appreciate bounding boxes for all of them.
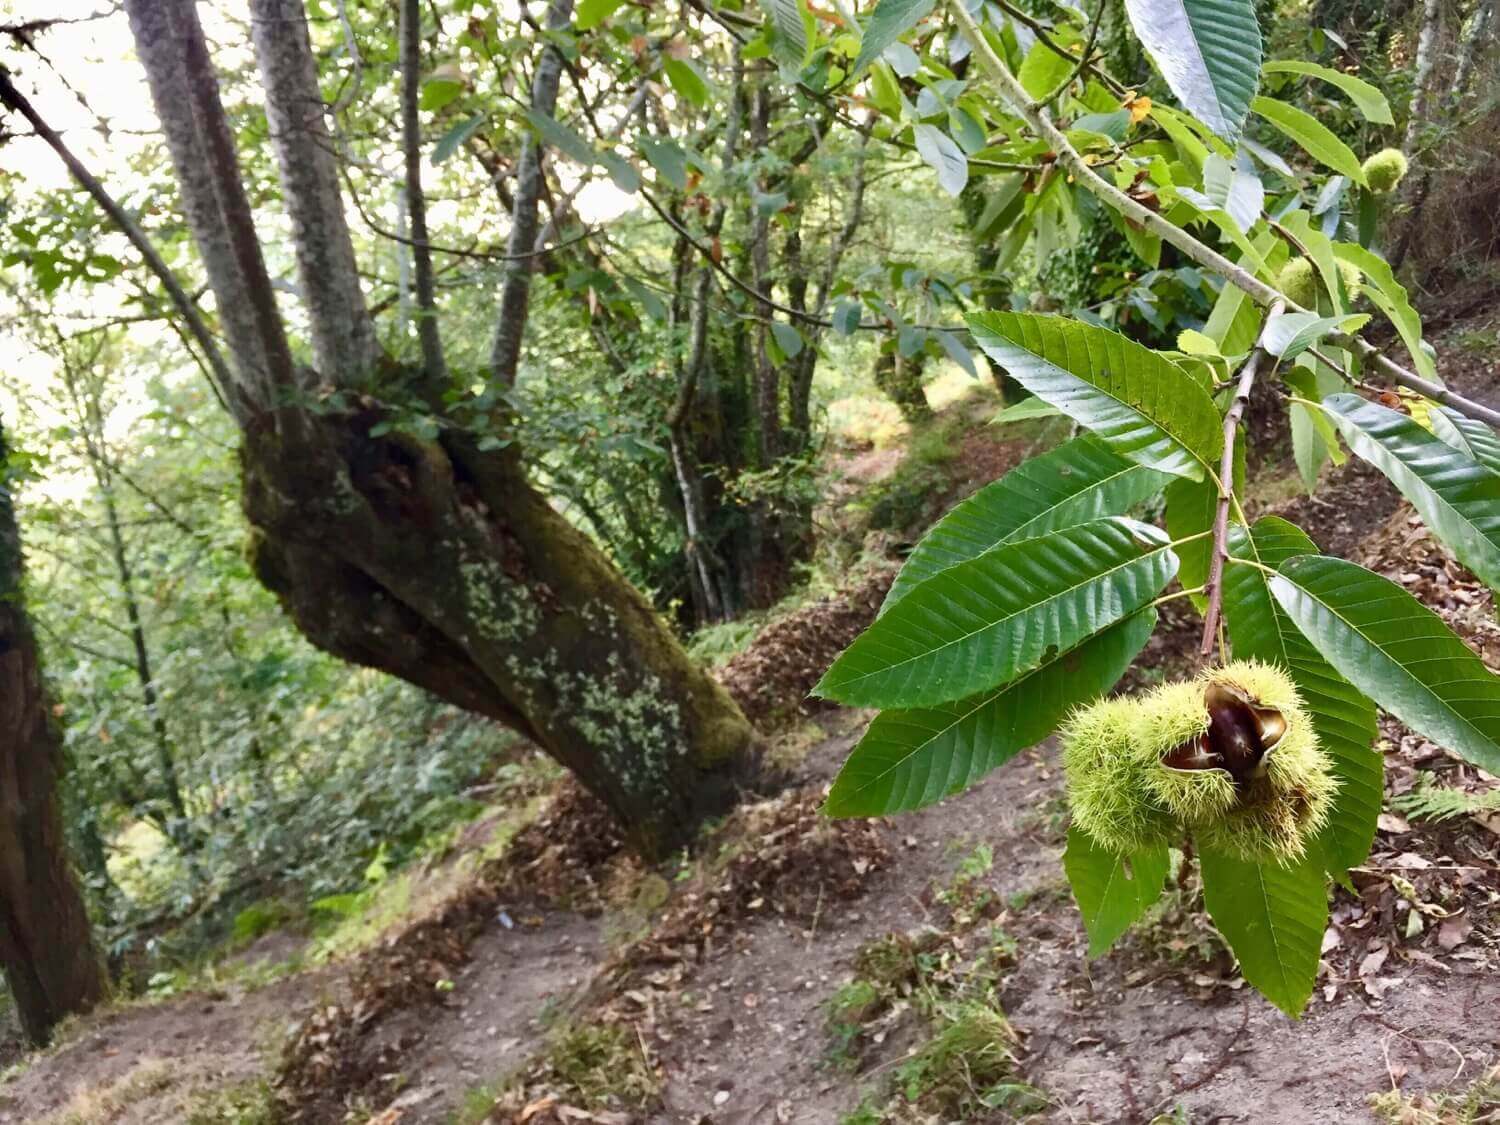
[244,409,756,856]
[0,420,107,1045]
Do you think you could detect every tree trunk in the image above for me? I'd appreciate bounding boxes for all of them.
[1403,0,1443,154]
[873,349,934,424]
[1392,0,1496,271]
[243,405,756,857]
[0,420,107,1046]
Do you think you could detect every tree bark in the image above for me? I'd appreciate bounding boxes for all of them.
[243,413,756,856]
[1403,0,1443,155]
[0,419,107,1046]
[1392,0,1496,271]
[124,0,296,408]
[399,0,447,382]
[873,349,934,424]
[249,0,380,382]
[491,0,575,387]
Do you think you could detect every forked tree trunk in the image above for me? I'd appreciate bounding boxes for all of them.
[0,420,107,1046]
[243,405,756,856]
[116,0,758,857]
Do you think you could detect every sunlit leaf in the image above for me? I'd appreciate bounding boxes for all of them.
[575,0,626,31]
[883,436,1172,610]
[1252,96,1366,183]
[967,312,1223,480]
[636,135,689,189]
[1330,243,1438,381]
[419,78,464,113]
[1262,60,1392,125]
[1123,0,1262,141]
[815,518,1177,708]
[1262,311,1364,360]
[663,58,712,107]
[826,612,1155,816]
[761,0,810,69]
[431,114,486,164]
[852,0,933,74]
[913,123,968,196]
[990,397,1062,426]
[1271,555,1500,774]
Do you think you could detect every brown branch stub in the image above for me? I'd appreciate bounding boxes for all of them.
[1200,299,1286,663]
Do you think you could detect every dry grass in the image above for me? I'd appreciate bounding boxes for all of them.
[40,1061,178,1125]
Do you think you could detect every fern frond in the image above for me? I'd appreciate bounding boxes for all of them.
[1392,778,1500,823]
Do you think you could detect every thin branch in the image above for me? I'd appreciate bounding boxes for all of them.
[991,0,1128,98]
[31,617,134,670]
[489,0,575,387]
[0,67,237,416]
[328,0,364,117]
[1,8,120,36]
[399,0,446,380]
[1308,346,1500,429]
[1040,0,1107,109]
[638,185,949,333]
[1201,300,1284,662]
[340,160,594,262]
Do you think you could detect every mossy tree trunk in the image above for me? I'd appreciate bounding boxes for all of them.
[0,420,107,1046]
[104,0,758,858]
[873,349,934,425]
[244,406,756,856]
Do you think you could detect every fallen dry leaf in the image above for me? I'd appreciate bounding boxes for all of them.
[1437,913,1472,950]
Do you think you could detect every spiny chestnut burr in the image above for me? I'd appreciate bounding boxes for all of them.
[1063,661,1338,863]
[1362,148,1409,194]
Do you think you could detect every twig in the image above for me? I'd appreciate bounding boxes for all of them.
[638,185,951,334]
[1307,346,1500,429]
[1347,341,1500,428]
[1042,0,1106,109]
[1,8,120,36]
[1201,300,1285,661]
[990,0,1127,98]
[805,883,824,951]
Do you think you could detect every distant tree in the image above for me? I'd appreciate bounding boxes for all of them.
[0,417,106,1045]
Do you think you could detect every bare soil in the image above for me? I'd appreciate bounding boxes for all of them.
[0,968,328,1123]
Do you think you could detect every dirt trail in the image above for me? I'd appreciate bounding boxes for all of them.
[635,722,1500,1124]
[0,968,328,1123]
[365,909,605,1122]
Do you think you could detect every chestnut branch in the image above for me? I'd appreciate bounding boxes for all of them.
[1200,301,1285,662]
[943,0,1500,428]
